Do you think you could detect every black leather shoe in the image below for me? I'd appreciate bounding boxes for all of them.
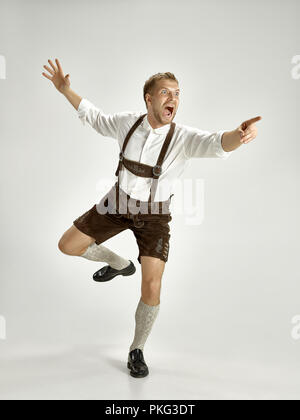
[127,349,149,378]
[93,260,136,282]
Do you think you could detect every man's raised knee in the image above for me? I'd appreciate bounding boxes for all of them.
[58,238,78,255]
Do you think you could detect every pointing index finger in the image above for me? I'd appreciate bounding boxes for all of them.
[241,116,262,130]
[246,116,262,126]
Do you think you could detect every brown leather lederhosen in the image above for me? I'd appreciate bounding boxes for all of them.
[110,113,176,228]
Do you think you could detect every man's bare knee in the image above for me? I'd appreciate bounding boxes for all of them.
[58,225,95,256]
[58,238,80,256]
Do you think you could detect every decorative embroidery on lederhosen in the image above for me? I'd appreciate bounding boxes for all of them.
[155,237,170,260]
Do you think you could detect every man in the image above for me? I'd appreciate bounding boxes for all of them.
[42,58,261,378]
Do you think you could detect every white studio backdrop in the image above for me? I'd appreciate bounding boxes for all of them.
[0,0,300,400]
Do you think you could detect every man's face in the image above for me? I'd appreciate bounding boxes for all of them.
[146,79,180,126]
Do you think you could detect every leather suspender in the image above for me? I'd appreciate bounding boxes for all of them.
[148,122,175,205]
[115,114,147,178]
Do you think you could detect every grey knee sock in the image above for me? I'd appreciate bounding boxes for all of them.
[81,242,130,270]
[129,298,160,353]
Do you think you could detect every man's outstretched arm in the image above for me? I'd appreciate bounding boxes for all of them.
[42,58,82,110]
[221,116,262,152]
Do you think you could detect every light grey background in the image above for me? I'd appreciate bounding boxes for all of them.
[0,0,299,400]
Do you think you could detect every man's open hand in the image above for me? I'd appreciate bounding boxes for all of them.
[42,58,70,94]
[238,116,262,144]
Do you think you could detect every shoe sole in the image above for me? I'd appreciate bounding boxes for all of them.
[93,262,136,282]
[127,362,149,378]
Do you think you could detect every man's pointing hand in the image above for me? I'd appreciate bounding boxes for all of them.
[238,116,262,144]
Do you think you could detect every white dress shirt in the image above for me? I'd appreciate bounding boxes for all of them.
[77,98,233,202]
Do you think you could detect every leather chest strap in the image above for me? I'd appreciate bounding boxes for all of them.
[122,156,153,178]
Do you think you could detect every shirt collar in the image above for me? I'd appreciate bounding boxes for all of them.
[141,114,171,135]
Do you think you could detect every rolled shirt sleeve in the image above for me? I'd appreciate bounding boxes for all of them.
[77,98,123,140]
[183,126,234,159]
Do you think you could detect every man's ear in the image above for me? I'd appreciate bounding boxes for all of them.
[145,93,152,108]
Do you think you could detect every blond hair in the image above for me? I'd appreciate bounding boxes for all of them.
[143,72,178,109]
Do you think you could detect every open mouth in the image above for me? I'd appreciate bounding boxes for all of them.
[163,106,174,119]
